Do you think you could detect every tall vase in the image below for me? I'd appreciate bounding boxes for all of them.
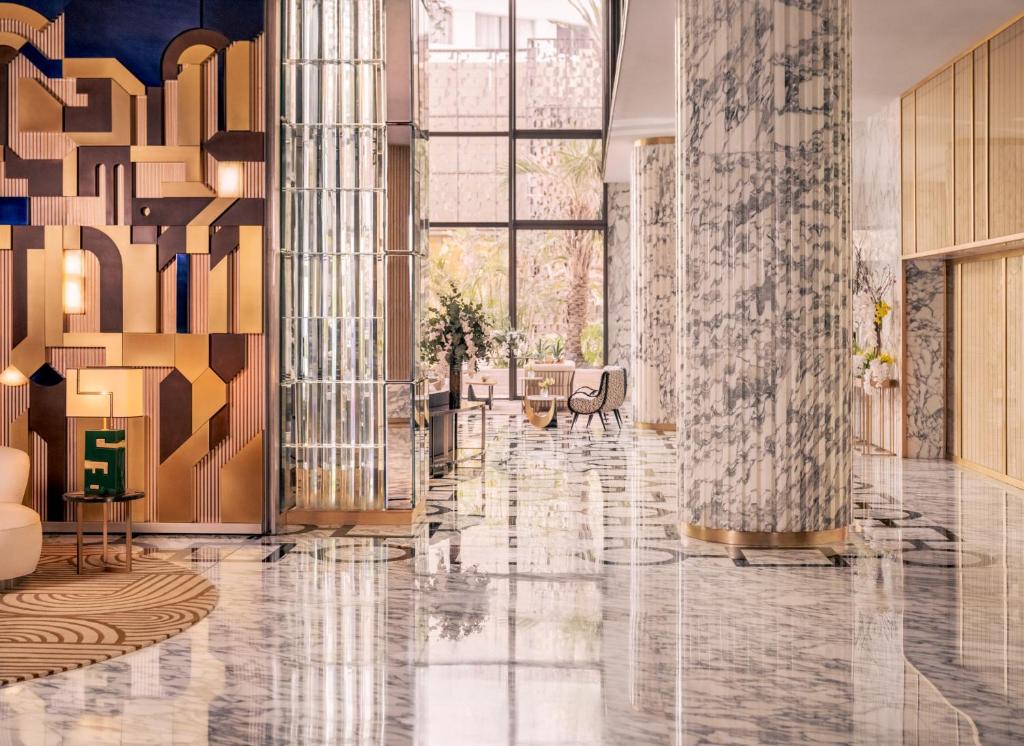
[449,364,462,409]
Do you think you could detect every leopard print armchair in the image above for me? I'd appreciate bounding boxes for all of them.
[568,371,609,430]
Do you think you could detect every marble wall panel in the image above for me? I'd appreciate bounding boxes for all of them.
[904,260,946,458]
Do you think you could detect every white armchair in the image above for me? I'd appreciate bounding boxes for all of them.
[0,446,41,582]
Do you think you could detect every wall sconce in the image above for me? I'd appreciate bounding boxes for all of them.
[0,365,28,387]
[216,161,244,198]
[63,249,85,315]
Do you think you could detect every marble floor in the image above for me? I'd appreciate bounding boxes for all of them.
[1,413,1022,745]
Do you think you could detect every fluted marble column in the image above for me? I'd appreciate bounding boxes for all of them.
[631,139,677,430]
[676,0,852,543]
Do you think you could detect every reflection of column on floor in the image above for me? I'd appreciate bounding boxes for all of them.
[852,543,905,740]
[630,139,676,431]
[603,442,681,742]
[677,0,851,539]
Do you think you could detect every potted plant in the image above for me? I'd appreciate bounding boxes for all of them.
[548,335,566,363]
[421,283,493,409]
[491,327,528,368]
[855,346,896,392]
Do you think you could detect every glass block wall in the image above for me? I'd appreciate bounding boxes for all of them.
[280,0,392,511]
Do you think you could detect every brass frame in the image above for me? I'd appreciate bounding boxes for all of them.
[633,136,675,146]
[681,523,848,548]
[45,521,262,534]
[634,421,676,432]
[263,0,281,533]
[284,499,426,527]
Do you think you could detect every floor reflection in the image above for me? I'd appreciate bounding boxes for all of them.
[0,414,1021,744]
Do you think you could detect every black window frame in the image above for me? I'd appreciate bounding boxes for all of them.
[428,0,608,398]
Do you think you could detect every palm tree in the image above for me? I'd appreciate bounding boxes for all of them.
[516,139,602,363]
[569,0,602,50]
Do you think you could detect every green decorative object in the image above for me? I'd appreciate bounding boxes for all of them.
[83,429,126,496]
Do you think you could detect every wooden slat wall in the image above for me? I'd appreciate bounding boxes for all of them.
[954,56,973,246]
[914,68,954,254]
[901,95,917,254]
[902,15,1024,256]
[974,44,989,242]
[1008,255,1024,480]
[959,258,1006,473]
[990,19,1024,239]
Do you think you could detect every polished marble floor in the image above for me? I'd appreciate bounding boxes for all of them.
[1,412,1022,744]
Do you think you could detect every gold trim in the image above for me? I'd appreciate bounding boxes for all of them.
[681,523,848,548]
[950,455,1024,491]
[634,421,676,432]
[901,231,1024,262]
[633,136,675,147]
[285,500,426,527]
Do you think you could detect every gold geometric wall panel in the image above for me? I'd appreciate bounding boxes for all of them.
[221,432,262,523]
[0,4,266,528]
[18,78,61,133]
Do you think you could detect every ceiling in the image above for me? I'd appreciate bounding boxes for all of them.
[853,0,1023,119]
[604,0,1024,182]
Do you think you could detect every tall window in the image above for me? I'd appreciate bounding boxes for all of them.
[428,0,605,396]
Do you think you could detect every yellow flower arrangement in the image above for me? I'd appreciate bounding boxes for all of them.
[873,300,891,326]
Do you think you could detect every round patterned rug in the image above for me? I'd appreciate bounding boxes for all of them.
[0,544,217,687]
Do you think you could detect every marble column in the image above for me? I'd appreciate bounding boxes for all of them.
[676,0,852,542]
[630,139,677,430]
[606,183,632,371]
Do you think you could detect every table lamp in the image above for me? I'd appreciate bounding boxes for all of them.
[70,369,144,497]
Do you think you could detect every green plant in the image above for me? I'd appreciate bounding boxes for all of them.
[549,335,566,361]
[490,327,528,367]
[426,229,508,328]
[580,322,603,366]
[420,282,493,371]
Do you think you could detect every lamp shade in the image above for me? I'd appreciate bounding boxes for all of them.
[67,368,145,418]
[63,249,85,314]
[216,161,244,198]
[0,365,28,387]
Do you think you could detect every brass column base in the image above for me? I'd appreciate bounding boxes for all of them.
[634,421,676,432]
[681,523,848,548]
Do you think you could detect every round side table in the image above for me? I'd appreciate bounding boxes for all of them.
[62,491,144,574]
[524,395,562,429]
